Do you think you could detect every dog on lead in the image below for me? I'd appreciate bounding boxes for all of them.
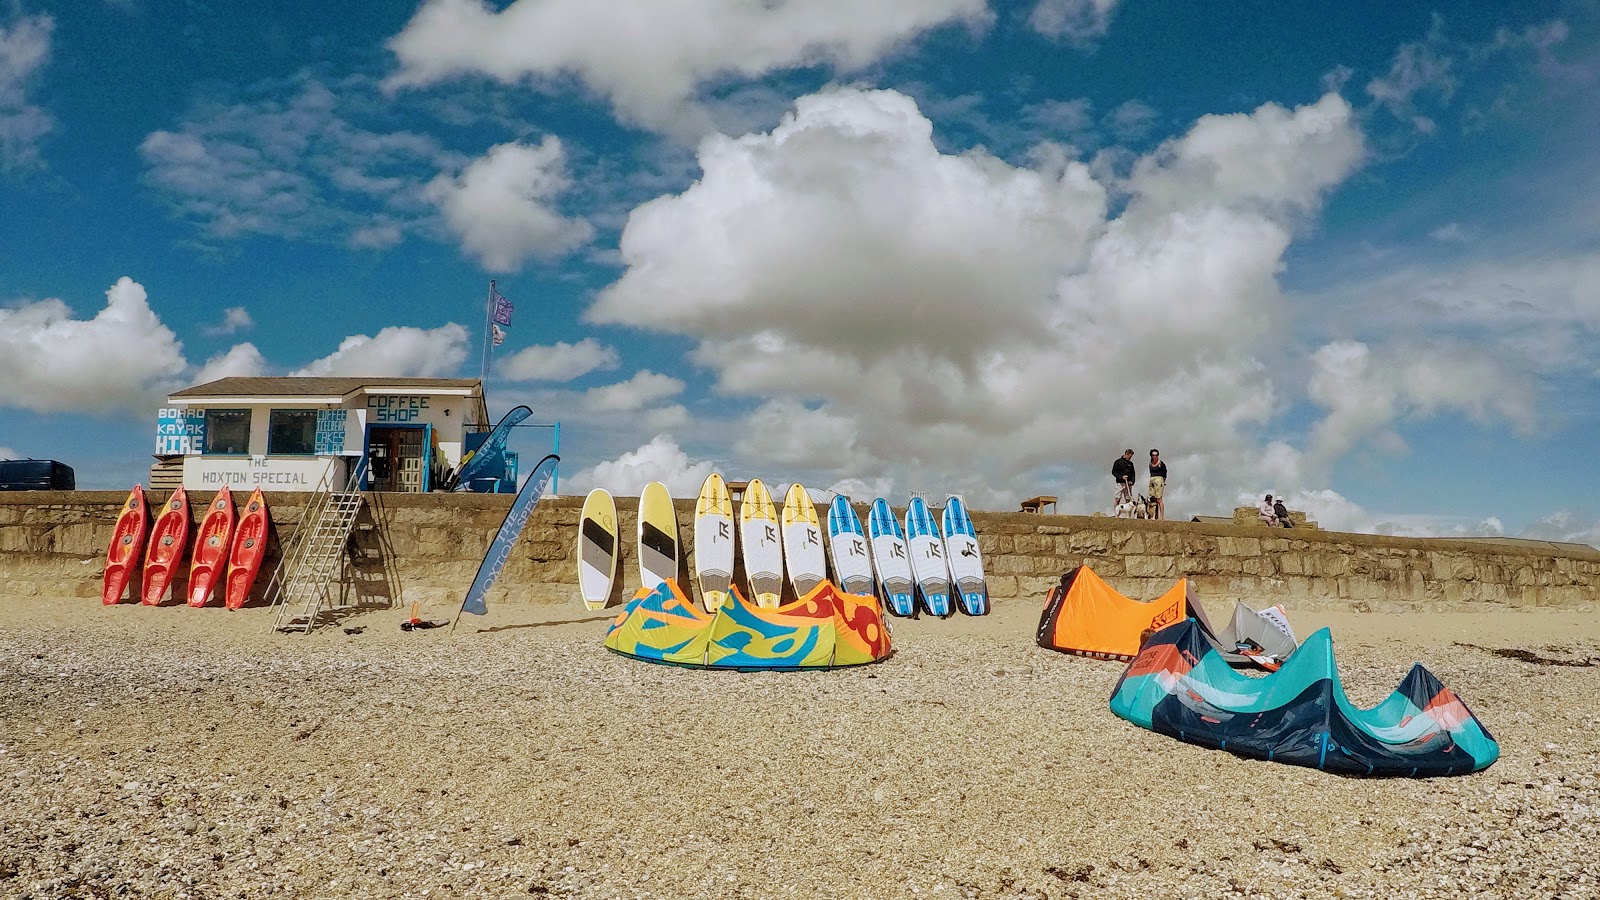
[1133,495,1150,519]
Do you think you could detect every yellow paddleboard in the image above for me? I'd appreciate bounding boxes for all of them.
[693,473,735,612]
[637,481,679,590]
[577,488,618,610]
[782,483,826,598]
[738,478,784,608]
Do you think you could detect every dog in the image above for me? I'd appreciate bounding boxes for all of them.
[1114,496,1136,518]
[1133,495,1150,519]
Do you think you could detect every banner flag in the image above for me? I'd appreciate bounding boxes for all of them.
[456,453,560,622]
[491,323,506,346]
[449,404,532,490]
[492,291,514,327]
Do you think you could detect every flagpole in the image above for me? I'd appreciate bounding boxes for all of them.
[479,280,495,384]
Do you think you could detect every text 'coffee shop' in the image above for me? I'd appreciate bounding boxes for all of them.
[151,377,490,493]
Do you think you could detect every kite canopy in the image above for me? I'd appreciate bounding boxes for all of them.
[1208,601,1299,670]
[1036,565,1192,661]
[604,579,892,670]
[1110,619,1500,777]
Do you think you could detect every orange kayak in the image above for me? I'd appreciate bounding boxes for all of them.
[102,486,149,605]
[141,487,191,605]
[188,485,235,608]
[225,487,270,610]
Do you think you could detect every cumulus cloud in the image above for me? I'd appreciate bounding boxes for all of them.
[0,446,19,460]
[140,75,456,244]
[582,371,685,413]
[1304,339,1535,469]
[201,306,254,337]
[292,323,470,376]
[193,343,267,384]
[498,337,619,382]
[386,0,990,135]
[1029,0,1120,43]
[1105,99,1156,142]
[0,12,54,173]
[586,87,1388,516]
[0,277,187,413]
[424,139,594,271]
[566,434,714,497]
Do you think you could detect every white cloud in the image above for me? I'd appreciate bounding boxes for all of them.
[424,139,594,272]
[1028,0,1120,43]
[582,371,685,413]
[193,343,267,384]
[1104,99,1156,142]
[0,446,18,460]
[0,277,187,413]
[566,434,714,497]
[1366,15,1455,132]
[292,323,470,376]
[0,13,54,172]
[386,0,990,135]
[201,306,254,337]
[1428,222,1468,243]
[498,337,619,382]
[140,76,455,244]
[588,87,1377,514]
[1304,339,1535,469]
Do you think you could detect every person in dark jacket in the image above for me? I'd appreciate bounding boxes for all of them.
[1112,449,1136,507]
[1273,497,1294,528]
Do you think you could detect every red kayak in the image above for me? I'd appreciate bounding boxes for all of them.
[225,487,270,610]
[188,485,235,608]
[102,486,149,605]
[141,487,191,605]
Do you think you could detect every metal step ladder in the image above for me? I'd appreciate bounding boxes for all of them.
[268,460,367,634]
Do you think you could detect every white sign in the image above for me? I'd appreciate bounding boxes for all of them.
[184,456,340,491]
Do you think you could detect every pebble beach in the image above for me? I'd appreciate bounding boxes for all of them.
[3,595,1598,899]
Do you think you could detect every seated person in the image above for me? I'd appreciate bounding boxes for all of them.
[1273,498,1294,528]
[1257,494,1278,526]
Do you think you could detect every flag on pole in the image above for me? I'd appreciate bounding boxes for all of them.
[491,324,506,347]
[492,289,514,327]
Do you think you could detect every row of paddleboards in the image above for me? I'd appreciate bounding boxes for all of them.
[577,475,988,618]
[102,484,271,609]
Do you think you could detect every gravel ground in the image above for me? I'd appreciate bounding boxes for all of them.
[2,595,1599,899]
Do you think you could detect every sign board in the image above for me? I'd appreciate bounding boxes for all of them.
[369,394,429,423]
[155,408,207,455]
[184,455,340,491]
[314,409,347,455]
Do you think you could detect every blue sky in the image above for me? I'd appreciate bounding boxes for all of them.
[1,0,1597,543]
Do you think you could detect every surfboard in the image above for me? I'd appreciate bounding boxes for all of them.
[577,488,619,610]
[905,496,952,617]
[781,483,827,599]
[224,487,269,611]
[738,478,784,608]
[141,487,190,606]
[867,498,916,617]
[693,473,736,612]
[637,481,678,591]
[188,485,234,607]
[102,485,149,605]
[826,496,875,597]
[941,495,989,616]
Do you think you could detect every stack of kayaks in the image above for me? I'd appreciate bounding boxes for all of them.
[101,484,271,610]
[575,477,989,619]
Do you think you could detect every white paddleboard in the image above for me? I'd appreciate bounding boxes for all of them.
[694,473,736,612]
[739,479,784,608]
[577,488,619,610]
[826,495,875,597]
[905,496,951,617]
[867,498,916,617]
[781,483,827,599]
[941,495,988,616]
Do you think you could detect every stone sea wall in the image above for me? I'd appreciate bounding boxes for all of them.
[2,491,1596,613]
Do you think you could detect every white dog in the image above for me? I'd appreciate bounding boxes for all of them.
[1115,496,1137,518]
[1133,495,1150,519]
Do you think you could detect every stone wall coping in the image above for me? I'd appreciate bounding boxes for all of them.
[7,490,1596,562]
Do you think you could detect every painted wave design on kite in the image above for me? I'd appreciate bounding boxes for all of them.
[904,497,951,617]
[604,579,891,670]
[1109,619,1500,777]
[867,498,916,617]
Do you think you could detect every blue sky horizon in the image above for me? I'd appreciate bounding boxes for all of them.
[1,1,1597,544]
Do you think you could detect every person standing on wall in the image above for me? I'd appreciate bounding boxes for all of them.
[1112,449,1136,508]
[1147,449,1168,520]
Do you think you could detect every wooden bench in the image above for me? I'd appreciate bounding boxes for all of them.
[1019,495,1057,514]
